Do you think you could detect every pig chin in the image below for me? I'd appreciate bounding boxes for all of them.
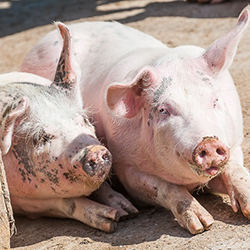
[189,162,226,179]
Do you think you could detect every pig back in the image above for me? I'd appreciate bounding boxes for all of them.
[21,21,167,106]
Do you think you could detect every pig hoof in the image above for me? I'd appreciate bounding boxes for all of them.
[190,219,214,235]
[181,211,214,235]
[88,207,120,233]
[175,200,214,234]
[109,223,117,232]
[117,200,139,220]
[102,197,139,221]
[241,204,250,219]
[99,208,120,233]
[103,221,118,233]
[90,182,139,219]
[105,207,120,222]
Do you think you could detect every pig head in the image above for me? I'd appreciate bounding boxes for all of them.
[1,23,111,197]
[104,56,239,186]
[20,7,250,234]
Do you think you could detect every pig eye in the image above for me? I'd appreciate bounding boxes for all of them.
[159,108,170,116]
[83,117,90,125]
[33,129,55,147]
[81,115,93,127]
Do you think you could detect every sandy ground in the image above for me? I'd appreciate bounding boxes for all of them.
[1,0,250,249]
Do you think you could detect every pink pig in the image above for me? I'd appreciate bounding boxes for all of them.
[1,22,137,233]
[21,7,250,234]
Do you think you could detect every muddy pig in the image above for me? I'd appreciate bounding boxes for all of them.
[20,7,250,234]
[1,22,139,233]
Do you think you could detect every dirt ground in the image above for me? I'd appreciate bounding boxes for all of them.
[1,0,250,249]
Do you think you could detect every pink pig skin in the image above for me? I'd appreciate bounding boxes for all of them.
[21,7,250,234]
[0,23,138,233]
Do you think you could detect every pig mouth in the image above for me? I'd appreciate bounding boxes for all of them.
[189,164,225,178]
[204,167,219,176]
[96,169,110,180]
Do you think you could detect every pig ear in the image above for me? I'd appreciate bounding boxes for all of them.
[106,67,156,118]
[201,6,250,75]
[0,97,29,155]
[52,22,82,104]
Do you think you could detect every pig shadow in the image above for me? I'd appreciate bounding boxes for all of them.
[10,193,250,248]
[115,0,249,24]
[0,0,248,37]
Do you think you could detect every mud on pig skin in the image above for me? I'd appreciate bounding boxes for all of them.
[21,7,250,234]
[0,22,137,233]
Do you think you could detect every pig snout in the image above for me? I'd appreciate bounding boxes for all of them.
[79,145,112,178]
[192,137,230,176]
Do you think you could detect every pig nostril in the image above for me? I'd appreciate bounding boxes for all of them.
[199,150,206,158]
[88,160,96,170]
[81,159,98,177]
[216,148,224,155]
[102,153,110,163]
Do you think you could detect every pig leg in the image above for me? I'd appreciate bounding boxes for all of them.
[208,146,250,218]
[120,167,214,234]
[12,196,119,233]
[90,181,139,218]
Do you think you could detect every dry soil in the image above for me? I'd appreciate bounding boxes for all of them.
[1,0,250,249]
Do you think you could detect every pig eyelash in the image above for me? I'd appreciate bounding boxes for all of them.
[158,107,170,116]
[213,98,219,108]
[83,117,92,127]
